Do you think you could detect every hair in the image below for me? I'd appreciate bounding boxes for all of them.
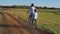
[31,3,34,6]
[34,9,36,12]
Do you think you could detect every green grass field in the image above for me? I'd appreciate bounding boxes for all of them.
[0,8,60,34]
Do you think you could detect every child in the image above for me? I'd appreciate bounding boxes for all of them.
[34,9,38,21]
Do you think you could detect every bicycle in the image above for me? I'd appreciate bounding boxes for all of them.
[26,17,37,29]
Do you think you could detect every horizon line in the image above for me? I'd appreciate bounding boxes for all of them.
[0,5,60,8]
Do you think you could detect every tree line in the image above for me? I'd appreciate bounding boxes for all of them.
[0,5,60,10]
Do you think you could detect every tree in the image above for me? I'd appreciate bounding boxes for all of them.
[0,5,2,8]
[43,6,47,9]
[39,7,42,9]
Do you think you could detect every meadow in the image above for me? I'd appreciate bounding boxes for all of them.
[0,8,60,34]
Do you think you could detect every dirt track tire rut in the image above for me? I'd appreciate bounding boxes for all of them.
[0,12,43,34]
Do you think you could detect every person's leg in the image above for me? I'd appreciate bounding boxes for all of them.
[31,19,34,25]
[34,19,37,29]
[30,14,34,26]
[35,19,37,23]
[28,17,30,25]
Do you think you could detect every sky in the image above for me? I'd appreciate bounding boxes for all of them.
[0,0,60,8]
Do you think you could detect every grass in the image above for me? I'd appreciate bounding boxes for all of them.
[37,11,60,34]
[0,8,60,34]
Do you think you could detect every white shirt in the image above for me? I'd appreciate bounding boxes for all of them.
[32,6,36,13]
[34,12,38,19]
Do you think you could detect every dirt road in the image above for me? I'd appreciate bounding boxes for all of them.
[0,12,43,34]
